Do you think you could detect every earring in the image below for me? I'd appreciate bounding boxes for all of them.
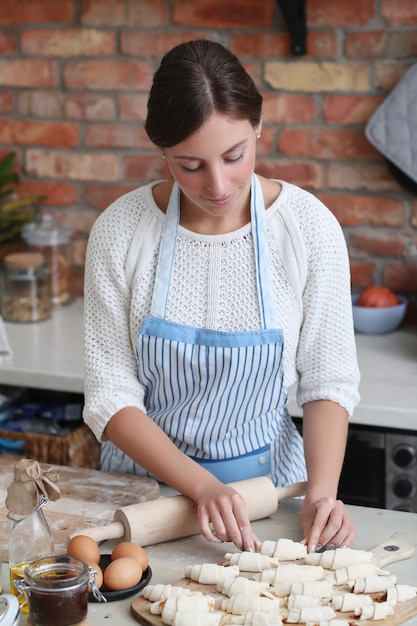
[161,153,166,159]
[256,132,261,139]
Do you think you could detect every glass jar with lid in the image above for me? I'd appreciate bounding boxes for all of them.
[1,252,51,323]
[22,213,72,307]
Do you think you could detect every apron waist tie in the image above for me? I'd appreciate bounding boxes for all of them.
[189,444,271,483]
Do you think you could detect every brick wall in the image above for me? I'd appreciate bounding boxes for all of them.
[0,0,417,307]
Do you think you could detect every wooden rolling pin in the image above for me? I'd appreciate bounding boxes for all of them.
[70,477,306,546]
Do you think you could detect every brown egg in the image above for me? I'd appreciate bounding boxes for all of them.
[111,542,149,570]
[86,559,103,590]
[103,556,143,591]
[66,535,101,565]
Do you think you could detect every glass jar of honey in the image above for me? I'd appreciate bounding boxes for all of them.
[1,252,51,323]
[22,213,72,307]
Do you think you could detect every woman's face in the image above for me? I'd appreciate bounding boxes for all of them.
[163,112,259,229]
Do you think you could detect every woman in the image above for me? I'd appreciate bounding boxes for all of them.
[83,39,360,553]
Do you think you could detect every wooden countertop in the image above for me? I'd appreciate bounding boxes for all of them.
[1,297,416,430]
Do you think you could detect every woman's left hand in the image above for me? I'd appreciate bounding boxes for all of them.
[301,494,356,553]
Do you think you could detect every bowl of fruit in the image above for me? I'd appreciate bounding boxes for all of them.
[352,286,407,334]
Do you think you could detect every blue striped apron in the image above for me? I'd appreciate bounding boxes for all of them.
[101,175,306,486]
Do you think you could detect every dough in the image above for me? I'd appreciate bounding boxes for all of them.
[254,564,325,585]
[184,563,240,584]
[351,574,397,594]
[327,562,389,585]
[224,552,279,572]
[269,583,293,598]
[143,584,191,601]
[306,547,373,570]
[286,595,322,609]
[172,610,225,625]
[221,612,283,625]
[354,601,394,620]
[386,583,417,605]
[160,594,215,625]
[331,592,373,612]
[217,576,270,597]
[150,591,204,614]
[221,593,284,615]
[290,581,333,599]
[256,539,307,561]
[285,605,336,623]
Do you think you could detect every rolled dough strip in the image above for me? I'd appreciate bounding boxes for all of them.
[354,601,394,620]
[221,593,284,615]
[184,563,240,584]
[254,564,324,584]
[305,621,351,626]
[269,583,292,598]
[351,574,396,594]
[327,562,389,585]
[143,584,192,601]
[172,610,225,626]
[221,612,283,625]
[224,552,279,571]
[290,581,333,598]
[306,547,373,570]
[285,605,336,623]
[160,594,215,625]
[331,592,373,612]
[287,595,322,609]
[386,584,417,605]
[256,539,307,561]
[217,576,270,597]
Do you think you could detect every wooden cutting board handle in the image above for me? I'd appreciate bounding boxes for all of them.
[70,477,307,546]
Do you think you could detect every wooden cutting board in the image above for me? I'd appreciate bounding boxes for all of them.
[0,455,159,561]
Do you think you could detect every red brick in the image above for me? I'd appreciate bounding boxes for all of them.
[172,0,274,28]
[255,159,323,189]
[328,162,404,192]
[0,120,79,147]
[0,0,74,24]
[349,231,405,258]
[345,31,417,59]
[63,60,154,90]
[322,95,384,124]
[26,149,119,181]
[318,194,406,227]
[350,262,376,289]
[307,0,376,26]
[0,60,57,87]
[22,28,116,57]
[0,90,13,114]
[382,0,417,25]
[255,128,275,156]
[231,31,337,58]
[123,155,167,184]
[121,31,208,59]
[279,129,378,160]
[119,93,148,121]
[384,263,417,292]
[59,208,99,237]
[84,124,152,149]
[412,201,417,227]
[81,0,167,26]
[83,183,137,211]
[0,30,17,54]
[19,90,116,121]
[19,181,78,206]
[262,94,317,124]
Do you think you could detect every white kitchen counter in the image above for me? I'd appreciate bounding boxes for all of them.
[0,297,416,430]
[2,496,417,626]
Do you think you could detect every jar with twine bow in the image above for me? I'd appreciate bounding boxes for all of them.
[5,458,60,615]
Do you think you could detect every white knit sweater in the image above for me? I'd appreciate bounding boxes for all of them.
[83,179,360,442]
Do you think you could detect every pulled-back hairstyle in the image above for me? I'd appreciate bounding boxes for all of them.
[145,39,263,148]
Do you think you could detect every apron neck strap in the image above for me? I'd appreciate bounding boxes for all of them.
[150,174,278,329]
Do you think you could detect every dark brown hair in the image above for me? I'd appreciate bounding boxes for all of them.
[145,39,263,148]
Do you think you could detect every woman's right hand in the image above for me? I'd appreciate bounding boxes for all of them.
[194,481,260,551]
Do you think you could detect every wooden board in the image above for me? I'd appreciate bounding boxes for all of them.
[131,575,417,626]
[0,455,159,560]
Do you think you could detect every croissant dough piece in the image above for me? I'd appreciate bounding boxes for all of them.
[351,574,397,594]
[222,593,284,615]
[269,584,293,598]
[331,592,373,612]
[160,594,215,625]
[221,612,284,625]
[150,591,205,615]
[143,584,191,601]
[287,595,322,609]
[254,564,324,585]
[257,539,307,561]
[224,552,279,572]
[172,610,225,626]
[306,548,373,570]
[354,601,394,620]
[290,581,333,599]
[386,584,417,605]
[285,605,336,623]
[217,576,270,597]
[327,562,388,585]
[184,563,240,584]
